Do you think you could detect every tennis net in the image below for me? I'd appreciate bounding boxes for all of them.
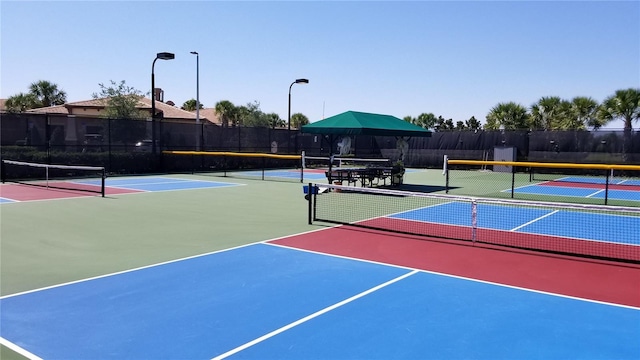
[1,160,106,197]
[163,151,304,182]
[445,159,640,207]
[307,183,640,264]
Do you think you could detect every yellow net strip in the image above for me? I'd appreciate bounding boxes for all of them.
[163,151,302,161]
[447,159,640,171]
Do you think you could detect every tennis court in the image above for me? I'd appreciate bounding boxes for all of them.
[0,177,241,203]
[511,181,640,202]
[1,170,639,359]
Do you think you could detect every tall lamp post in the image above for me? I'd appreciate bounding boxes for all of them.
[288,78,309,153]
[151,52,175,155]
[190,51,200,151]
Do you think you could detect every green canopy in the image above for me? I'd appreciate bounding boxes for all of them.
[301,111,431,137]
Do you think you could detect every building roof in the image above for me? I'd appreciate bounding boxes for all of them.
[22,97,220,124]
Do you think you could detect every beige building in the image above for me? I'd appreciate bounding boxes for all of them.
[1,93,222,148]
[24,96,220,124]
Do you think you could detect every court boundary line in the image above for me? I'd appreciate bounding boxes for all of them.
[210,269,420,360]
[586,188,606,198]
[0,227,333,299]
[510,210,559,231]
[510,182,640,202]
[0,337,42,360]
[266,242,640,310]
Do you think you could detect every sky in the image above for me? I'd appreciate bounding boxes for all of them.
[1,1,639,129]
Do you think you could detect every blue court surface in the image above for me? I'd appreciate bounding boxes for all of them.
[510,184,640,201]
[232,169,326,181]
[1,243,638,359]
[77,176,242,192]
[390,201,640,246]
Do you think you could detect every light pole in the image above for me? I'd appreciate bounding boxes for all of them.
[288,78,309,153]
[190,51,200,151]
[151,52,175,155]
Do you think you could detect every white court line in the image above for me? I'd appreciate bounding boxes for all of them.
[586,189,606,198]
[0,227,331,299]
[210,270,420,360]
[0,337,42,360]
[510,210,559,231]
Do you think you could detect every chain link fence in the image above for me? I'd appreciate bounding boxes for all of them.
[2,113,639,174]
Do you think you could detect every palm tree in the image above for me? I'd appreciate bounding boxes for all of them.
[598,88,640,160]
[530,96,568,130]
[266,113,285,129]
[5,92,38,112]
[598,88,640,130]
[291,113,309,129]
[29,80,67,107]
[181,99,203,111]
[214,100,236,127]
[570,96,600,130]
[485,102,530,130]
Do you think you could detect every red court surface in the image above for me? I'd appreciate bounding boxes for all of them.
[0,183,141,202]
[541,181,640,191]
[272,226,640,308]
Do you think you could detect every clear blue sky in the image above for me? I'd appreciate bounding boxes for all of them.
[1,1,638,129]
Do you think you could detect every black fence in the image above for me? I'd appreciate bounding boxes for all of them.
[1,113,639,175]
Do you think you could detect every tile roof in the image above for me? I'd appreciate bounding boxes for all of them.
[25,105,69,114]
[22,97,220,124]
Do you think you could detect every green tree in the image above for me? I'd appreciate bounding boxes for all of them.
[598,88,640,130]
[465,116,482,130]
[598,88,640,160]
[290,113,309,129]
[241,101,269,128]
[403,115,415,124]
[4,92,38,112]
[181,99,204,111]
[266,113,285,128]
[530,96,570,130]
[416,113,437,129]
[214,100,236,127]
[485,102,530,130]
[569,96,600,130]
[29,80,67,107]
[92,80,147,144]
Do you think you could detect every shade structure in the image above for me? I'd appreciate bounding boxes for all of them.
[301,111,432,137]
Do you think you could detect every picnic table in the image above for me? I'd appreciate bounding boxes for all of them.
[326,166,403,187]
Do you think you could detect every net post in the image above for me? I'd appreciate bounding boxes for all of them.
[1,160,5,184]
[471,199,477,243]
[307,182,313,224]
[261,156,265,181]
[604,168,610,205]
[511,165,516,198]
[444,155,449,193]
[300,151,305,183]
[101,167,106,198]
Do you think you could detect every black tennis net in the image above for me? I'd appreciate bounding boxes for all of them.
[1,160,106,197]
[307,183,640,264]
